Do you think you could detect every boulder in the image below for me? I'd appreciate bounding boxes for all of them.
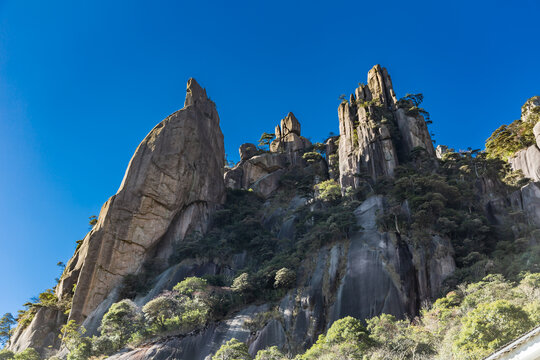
[281,112,301,136]
[239,143,258,161]
[250,169,285,198]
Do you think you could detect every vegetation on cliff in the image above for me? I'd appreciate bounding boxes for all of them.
[210,272,539,360]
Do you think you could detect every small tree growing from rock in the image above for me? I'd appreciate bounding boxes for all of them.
[258,132,275,151]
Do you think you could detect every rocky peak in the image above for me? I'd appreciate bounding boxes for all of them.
[367,64,398,108]
[280,112,301,136]
[338,65,434,189]
[184,77,209,107]
[270,112,311,155]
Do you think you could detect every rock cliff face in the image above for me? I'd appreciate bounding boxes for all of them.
[338,65,435,189]
[10,65,538,360]
[509,96,540,181]
[9,78,226,355]
[100,195,454,360]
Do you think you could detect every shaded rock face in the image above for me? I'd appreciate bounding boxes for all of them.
[8,307,67,358]
[509,97,540,181]
[338,65,434,188]
[239,143,258,161]
[107,305,267,360]
[10,78,226,355]
[510,182,540,227]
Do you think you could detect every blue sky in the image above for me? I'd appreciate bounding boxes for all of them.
[0,0,539,316]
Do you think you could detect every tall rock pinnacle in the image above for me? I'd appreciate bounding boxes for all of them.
[60,78,225,324]
[8,78,226,355]
[338,65,435,189]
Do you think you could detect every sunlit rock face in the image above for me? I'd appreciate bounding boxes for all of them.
[509,97,540,181]
[58,78,225,327]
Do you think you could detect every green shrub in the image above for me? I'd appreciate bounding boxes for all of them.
[300,316,371,359]
[142,296,180,331]
[273,268,296,289]
[67,337,92,360]
[211,338,252,360]
[99,299,142,349]
[453,300,533,359]
[0,350,15,360]
[254,346,284,360]
[302,152,322,164]
[173,277,208,297]
[13,348,39,360]
[315,180,341,202]
[232,273,254,295]
[486,119,536,161]
[91,335,115,356]
[60,320,86,352]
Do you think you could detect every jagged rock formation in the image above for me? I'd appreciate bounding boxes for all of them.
[224,112,315,197]
[10,65,539,360]
[509,97,540,181]
[338,65,435,189]
[9,78,226,355]
[270,112,312,157]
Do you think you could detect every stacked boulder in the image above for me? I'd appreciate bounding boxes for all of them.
[224,112,313,197]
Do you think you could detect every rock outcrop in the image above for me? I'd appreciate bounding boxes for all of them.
[338,65,435,189]
[509,96,540,181]
[9,78,226,354]
[270,112,312,162]
[224,112,315,198]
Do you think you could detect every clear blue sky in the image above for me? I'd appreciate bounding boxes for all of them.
[1,0,539,316]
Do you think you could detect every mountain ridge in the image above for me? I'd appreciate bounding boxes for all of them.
[4,65,540,360]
